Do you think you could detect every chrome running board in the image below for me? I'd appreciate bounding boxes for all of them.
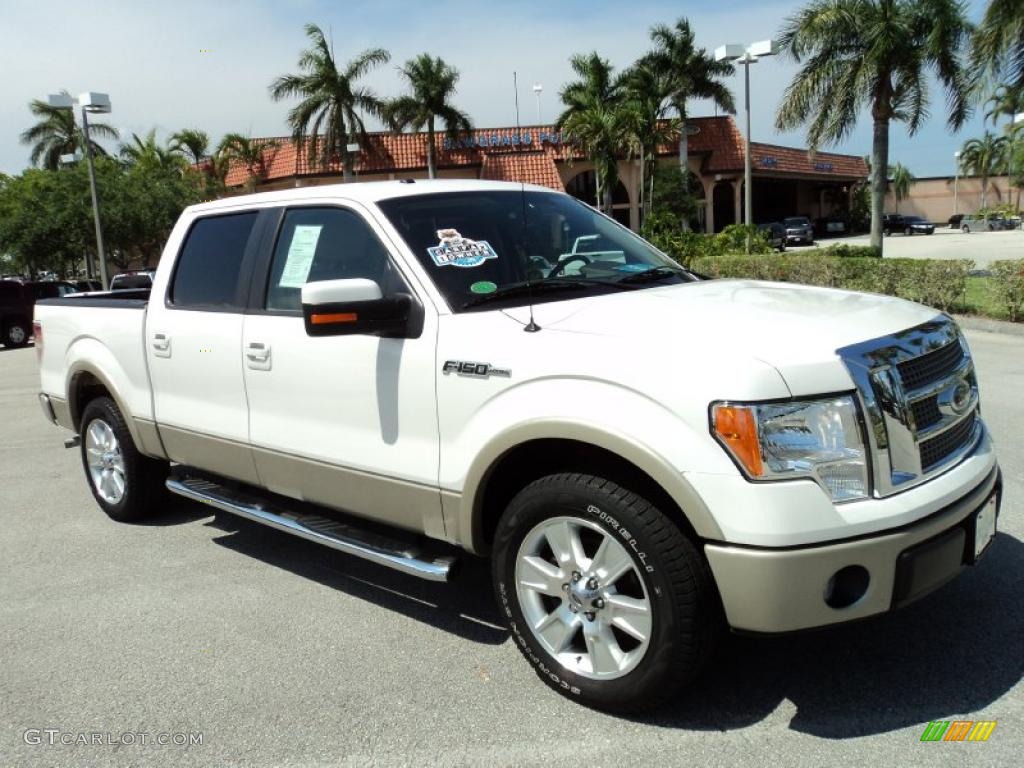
[166,473,457,582]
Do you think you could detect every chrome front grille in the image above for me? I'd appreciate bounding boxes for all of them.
[838,318,982,497]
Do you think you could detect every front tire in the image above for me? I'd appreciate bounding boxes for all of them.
[79,396,168,522]
[492,473,720,712]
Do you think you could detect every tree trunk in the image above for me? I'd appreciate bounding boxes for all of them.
[342,150,354,183]
[981,176,988,209]
[427,116,437,179]
[638,152,646,227]
[869,117,890,253]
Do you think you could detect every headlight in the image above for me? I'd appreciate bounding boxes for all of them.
[711,396,869,501]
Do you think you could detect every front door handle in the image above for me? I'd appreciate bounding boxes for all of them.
[246,341,271,370]
[152,333,171,358]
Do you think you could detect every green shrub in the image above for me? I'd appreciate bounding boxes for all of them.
[643,220,773,268]
[817,243,881,259]
[690,254,974,312]
[989,259,1024,321]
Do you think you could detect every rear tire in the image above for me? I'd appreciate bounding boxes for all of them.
[492,473,720,713]
[962,225,970,234]
[2,316,30,348]
[79,396,169,522]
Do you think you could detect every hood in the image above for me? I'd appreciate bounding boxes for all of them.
[502,279,941,396]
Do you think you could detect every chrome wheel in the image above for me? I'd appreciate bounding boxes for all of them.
[85,418,126,504]
[515,515,652,680]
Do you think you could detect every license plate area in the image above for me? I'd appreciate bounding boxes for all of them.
[972,493,998,562]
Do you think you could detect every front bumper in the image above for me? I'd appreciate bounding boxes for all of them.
[704,465,1001,633]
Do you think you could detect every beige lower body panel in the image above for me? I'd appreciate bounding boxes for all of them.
[705,467,999,633]
[252,447,442,536]
[159,425,261,486]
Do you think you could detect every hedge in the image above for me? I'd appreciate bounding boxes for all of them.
[689,254,972,312]
[989,260,1024,321]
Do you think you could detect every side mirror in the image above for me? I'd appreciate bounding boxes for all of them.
[301,278,417,338]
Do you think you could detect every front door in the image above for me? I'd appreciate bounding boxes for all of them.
[241,205,442,536]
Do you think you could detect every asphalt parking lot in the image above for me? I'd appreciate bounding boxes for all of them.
[1,331,1021,768]
[808,228,1023,269]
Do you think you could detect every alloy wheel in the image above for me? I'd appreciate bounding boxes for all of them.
[85,418,126,504]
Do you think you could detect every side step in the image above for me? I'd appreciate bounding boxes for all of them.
[166,473,457,582]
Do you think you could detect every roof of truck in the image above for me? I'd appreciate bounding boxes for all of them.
[187,179,561,215]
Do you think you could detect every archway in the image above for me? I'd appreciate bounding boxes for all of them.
[565,169,631,227]
[712,180,736,232]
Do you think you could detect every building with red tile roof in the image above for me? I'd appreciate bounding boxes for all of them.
[218,115,867,233]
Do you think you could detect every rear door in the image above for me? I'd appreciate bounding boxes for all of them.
[146,210,263,484]
[240,204,443,536]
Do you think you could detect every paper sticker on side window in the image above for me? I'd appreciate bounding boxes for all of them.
[279,225,322,287]
[427,228,498,268]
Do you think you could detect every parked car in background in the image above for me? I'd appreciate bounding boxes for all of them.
[74,280,103,292]
[901,216,935,235]
[881,214,906,236]
[757,222,786,251]
[814,216,848,237]
[109,270,155,291]
[961,215,996,233]
[0,280,77,347]
[948,214,964,229]
[782,216,815,245]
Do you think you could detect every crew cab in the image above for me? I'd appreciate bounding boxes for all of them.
[35,180,1001,712]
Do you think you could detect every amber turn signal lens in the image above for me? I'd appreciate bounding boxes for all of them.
[713,405,764,476]
[311,312,357,325]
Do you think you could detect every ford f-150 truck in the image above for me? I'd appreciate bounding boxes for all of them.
[36,180,1001,712]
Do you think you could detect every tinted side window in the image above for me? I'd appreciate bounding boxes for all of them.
[265,207,397,312]
[0,282,22,303]
[171,212,258,308]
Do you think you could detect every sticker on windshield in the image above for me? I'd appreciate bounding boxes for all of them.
[615,263,651,273]
[427,228,498,268]
[470,280,497,294]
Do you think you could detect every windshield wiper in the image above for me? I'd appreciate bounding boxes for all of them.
[461,278,627,309]
[615,266,690,285]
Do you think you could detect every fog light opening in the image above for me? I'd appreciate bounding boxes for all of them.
[824,565,870,609]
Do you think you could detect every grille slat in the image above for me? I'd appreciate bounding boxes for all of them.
[897,341,964,391]
[919,412,977,471]
[910,397,943,430]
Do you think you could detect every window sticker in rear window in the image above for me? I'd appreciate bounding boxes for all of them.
[427,228,498,268]
[278,225,322,287]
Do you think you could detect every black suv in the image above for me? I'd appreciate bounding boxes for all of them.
[0,280,78,347]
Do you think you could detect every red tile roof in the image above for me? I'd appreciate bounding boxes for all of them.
[480,151,563,190]
[220,116,866,188]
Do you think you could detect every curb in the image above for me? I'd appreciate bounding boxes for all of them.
[953,314,1024,337]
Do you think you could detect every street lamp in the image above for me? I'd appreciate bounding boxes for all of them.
[532,83,543,124]
[953,150,961,217]
[48,91,112,289]
[715,40,779,239]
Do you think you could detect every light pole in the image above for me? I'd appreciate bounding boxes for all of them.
[953,150,961,218]
[715,40,779,243]
[48,92,112,289]
[532,83,543,124]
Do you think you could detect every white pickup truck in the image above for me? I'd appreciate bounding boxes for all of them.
[36,180,1001,712]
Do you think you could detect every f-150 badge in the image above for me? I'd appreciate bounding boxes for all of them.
[442,360,511,378]
[427,229,499,268]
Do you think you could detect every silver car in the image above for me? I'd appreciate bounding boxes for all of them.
[960,215,998,233]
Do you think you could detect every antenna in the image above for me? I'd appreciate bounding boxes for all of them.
[514,71,540,333]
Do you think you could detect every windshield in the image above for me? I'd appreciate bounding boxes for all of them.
[377,190,692,312]
[784,217,809,227]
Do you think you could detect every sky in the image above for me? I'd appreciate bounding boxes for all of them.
[0,0,997,178]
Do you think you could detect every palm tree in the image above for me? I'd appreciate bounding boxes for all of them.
[120,130,185,172]
[647,18,735,181]
[385,54,472,179]
[557,53,627,214]
[974,0,1024,95]
[888,162,915,213]
[960,132,1009,208]
[19,90,118,170]
[217,133,280,191]
[269,23,389,182]
[169,129,210,164]
[775,0,972,253]
[620,59,680,221]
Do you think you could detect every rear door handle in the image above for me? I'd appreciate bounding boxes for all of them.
[246,341,271,370]
[152,333,171,357]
